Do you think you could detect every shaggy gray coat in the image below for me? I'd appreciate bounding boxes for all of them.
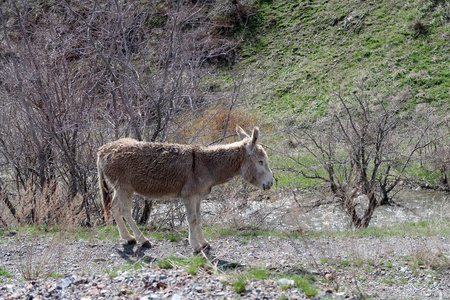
[97,126,273,252]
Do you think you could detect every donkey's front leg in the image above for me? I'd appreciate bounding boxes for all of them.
[195,198,210,250]
[183,196,209,254]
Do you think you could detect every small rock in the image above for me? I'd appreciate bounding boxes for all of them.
[5,284,14,292]
[57,275,75,289]
[194,285,203,292]
[216,274,228,282]
[278,278,295,286]
[171,294,182,300]
[9,293,21,299]
[314,294,331,299]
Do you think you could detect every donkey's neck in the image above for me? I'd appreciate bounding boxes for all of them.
[197,141,246,186]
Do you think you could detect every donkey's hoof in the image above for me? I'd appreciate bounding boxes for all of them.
[127,239,137,245]
[194,244,211,255]
[140,240,152,248]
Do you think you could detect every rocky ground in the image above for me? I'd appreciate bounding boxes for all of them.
[0,230,448,300]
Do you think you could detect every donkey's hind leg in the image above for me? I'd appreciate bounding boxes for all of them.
[112,189,136,244]
[121,192,151,248]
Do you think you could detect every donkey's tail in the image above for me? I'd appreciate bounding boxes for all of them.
[97,158,112,225]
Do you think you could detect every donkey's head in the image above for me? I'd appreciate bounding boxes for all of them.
[236,126,274,190]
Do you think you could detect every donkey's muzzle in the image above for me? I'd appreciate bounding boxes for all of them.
[263,181,273,190]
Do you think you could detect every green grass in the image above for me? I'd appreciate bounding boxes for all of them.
[271,153,325,189]
[0,266,13,278]
[232,276,247,293]
[96,225,186,243]
[3,224,187,245]
[48,272,64,279]
[148,231,185,243]
[249,267,269,280]
[309,219,450,238]
[3,218,448,248]
[243,0,450,110]
[157,255,185,269]
[235,0,450,188]
[105,260,147,279]
[341,259,350,267]
[380,278,395,285]
[227,266,318,296]
[236,0,450,189]
[157,258,174,270]
[157,254,208,275]
[404,162,444,186]
[185,256,207,275]
[293,275,318,297]
[204,224,289,240]
[5,225,60,236]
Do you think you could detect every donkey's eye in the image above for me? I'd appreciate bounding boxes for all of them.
[259,160,264,166]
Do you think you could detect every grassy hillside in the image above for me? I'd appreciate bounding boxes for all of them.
[221,0,450,190]
[238,0,450,116]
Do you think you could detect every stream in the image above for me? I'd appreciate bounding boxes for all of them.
[149,188,449,232]
[271,189,450,231]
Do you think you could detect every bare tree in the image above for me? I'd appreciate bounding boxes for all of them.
[426,113,450,190]
[0,0,258,227]
[0,1,102,225]
[285,85,437,228]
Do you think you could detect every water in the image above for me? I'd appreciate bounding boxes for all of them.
[284,189,449,231]
[151,189,449,232]
[225,189,450,232]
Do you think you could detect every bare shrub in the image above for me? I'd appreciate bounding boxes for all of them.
[204,179,251,226]
[413,19,429,36]
[410,237,449,271]
[284,84,438,228]
[208,0,257,37]
[17,237,65,280]
[428,116,450,189]
[15,180,87,227]
[426,145,450,189]
[135,199,187,230]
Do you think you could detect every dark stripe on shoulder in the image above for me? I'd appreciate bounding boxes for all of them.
[192,147,196,172]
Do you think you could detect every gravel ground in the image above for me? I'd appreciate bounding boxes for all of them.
[0,231,449,300]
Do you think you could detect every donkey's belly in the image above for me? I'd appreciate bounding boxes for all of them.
[131,180,184,199]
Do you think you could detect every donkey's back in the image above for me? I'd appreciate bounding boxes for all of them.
[97,138,193,198]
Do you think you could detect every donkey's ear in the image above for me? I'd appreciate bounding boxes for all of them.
[236,125,250,140]
[250,127,259,149]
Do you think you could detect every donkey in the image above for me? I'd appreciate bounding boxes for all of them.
[97,125,273,253]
